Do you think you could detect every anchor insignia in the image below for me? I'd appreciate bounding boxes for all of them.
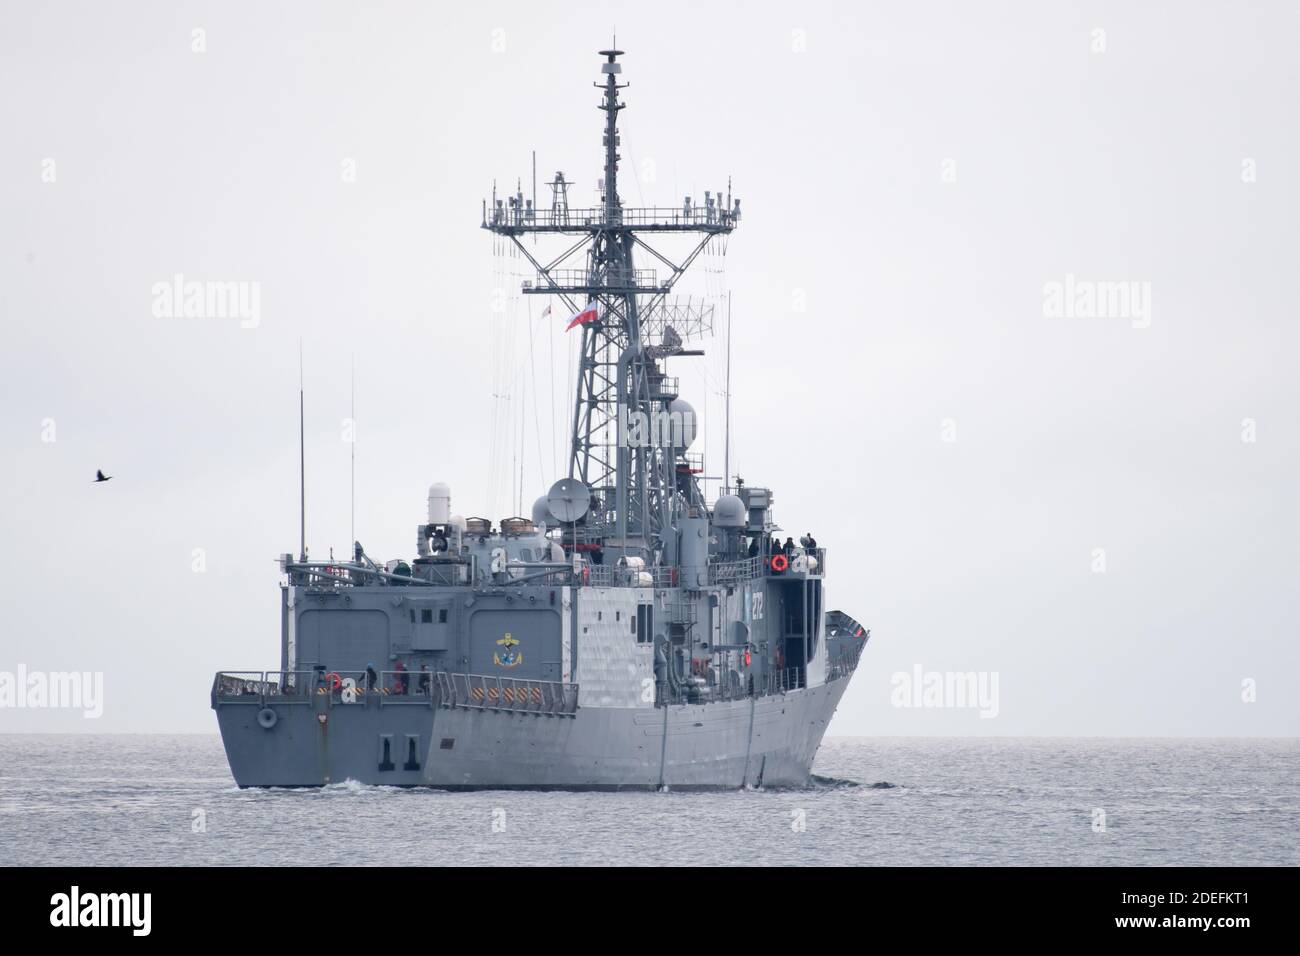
[493,632,523,669]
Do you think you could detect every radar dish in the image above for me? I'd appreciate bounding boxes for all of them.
[547,478,590,523]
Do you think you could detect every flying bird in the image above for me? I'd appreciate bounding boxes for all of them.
[94,470,112,483]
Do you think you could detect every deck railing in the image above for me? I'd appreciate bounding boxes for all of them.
[211,670,434,707]
[487,204,739,232]
[709,556,762,585]
[709,548,825,586]
[584,564,678,588]
[435,672,579,717]
[280,548,825,593]
[764,666,807,695]
[213,669,577,715]
[826,644,865,684]
[211,671,318,705]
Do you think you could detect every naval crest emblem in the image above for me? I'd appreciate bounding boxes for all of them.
[493,632,523,668]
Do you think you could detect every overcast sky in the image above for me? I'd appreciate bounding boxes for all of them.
[1,0,1296,736]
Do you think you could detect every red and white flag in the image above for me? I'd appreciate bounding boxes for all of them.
[564,301,600,331]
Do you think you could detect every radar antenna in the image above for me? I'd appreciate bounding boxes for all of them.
[484,49,741,558]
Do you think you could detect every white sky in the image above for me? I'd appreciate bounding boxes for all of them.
[1,0,1297,735]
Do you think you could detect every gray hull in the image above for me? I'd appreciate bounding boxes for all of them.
[211,48,874,794]
[216,676,850,789]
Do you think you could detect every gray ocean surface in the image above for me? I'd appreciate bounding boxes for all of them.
[0,735,1295,866]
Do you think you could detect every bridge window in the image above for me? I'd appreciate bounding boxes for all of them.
[421,609,433,624]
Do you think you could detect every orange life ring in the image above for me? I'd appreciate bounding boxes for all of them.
[770,553,789,573]
[325,672,342,691]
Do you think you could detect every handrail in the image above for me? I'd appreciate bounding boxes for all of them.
[211,670,435,708]
[215,657,832,716]
[826,635,868,683]
[211,670,318,706]
[486,204,740,232]
[276,548,827,593]
[764,666,806,695]
[435,672,579,717]
[710,556,762,585]
[585,564,677,588]
[709,549,826,586]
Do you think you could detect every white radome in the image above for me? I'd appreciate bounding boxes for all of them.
[427,482,451,524]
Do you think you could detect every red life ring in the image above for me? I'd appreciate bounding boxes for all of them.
[770,553,789,573]
[325,672,342,691]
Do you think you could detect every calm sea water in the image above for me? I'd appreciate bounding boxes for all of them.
[0,735,1295,866]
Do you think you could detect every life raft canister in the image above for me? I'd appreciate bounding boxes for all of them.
[770,553,789,573]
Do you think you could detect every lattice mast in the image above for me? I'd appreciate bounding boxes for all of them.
[483,49,740,557]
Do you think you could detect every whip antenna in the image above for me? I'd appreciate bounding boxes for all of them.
[350,353,356,551]
[298,340,306,560]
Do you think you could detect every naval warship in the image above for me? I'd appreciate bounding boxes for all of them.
[212,49,869,788]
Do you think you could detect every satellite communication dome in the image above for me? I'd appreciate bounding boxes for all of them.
[547,478,590,523]
[712,494,746,528]
[667,398,697,448]
[531,495,552,529]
